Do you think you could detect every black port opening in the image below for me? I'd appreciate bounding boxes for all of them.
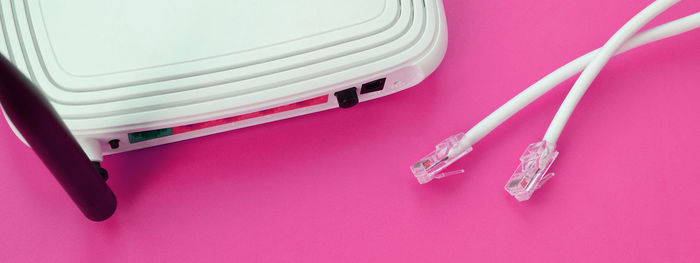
[108,139,120,149]
[334,87,359,109]
[360,78,386,94]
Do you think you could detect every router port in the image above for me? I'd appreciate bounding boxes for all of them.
[334,88,359,108]
[360,78,386,94]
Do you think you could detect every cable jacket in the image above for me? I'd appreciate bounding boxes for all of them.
[543,0,681,143]
[462,9,699,147]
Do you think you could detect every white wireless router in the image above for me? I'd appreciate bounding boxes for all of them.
[0,0,447,220]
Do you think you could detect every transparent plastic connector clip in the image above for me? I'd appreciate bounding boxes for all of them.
[505,141,559,201]
[411,133,472,184]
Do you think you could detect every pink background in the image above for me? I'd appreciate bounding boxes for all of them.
[2,0,700,262]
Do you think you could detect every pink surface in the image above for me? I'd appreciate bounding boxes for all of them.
[2,1,700,262]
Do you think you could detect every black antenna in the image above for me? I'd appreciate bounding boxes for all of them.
[0,56,116,221]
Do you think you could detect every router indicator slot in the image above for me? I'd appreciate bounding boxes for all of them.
[128,95,329,144]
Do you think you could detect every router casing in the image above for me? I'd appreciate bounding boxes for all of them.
[1,0,447,161]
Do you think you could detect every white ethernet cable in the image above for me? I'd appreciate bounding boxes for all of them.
[505,0,680,201]
[411,8,700,186]
[544,0,681,144]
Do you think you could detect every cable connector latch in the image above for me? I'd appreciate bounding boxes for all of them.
[505,141,558,201]
[410,133,472,184]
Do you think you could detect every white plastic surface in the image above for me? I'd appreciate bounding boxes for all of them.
[37,0,388,77]
[0,0,448,155]
[0,8,8,59]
